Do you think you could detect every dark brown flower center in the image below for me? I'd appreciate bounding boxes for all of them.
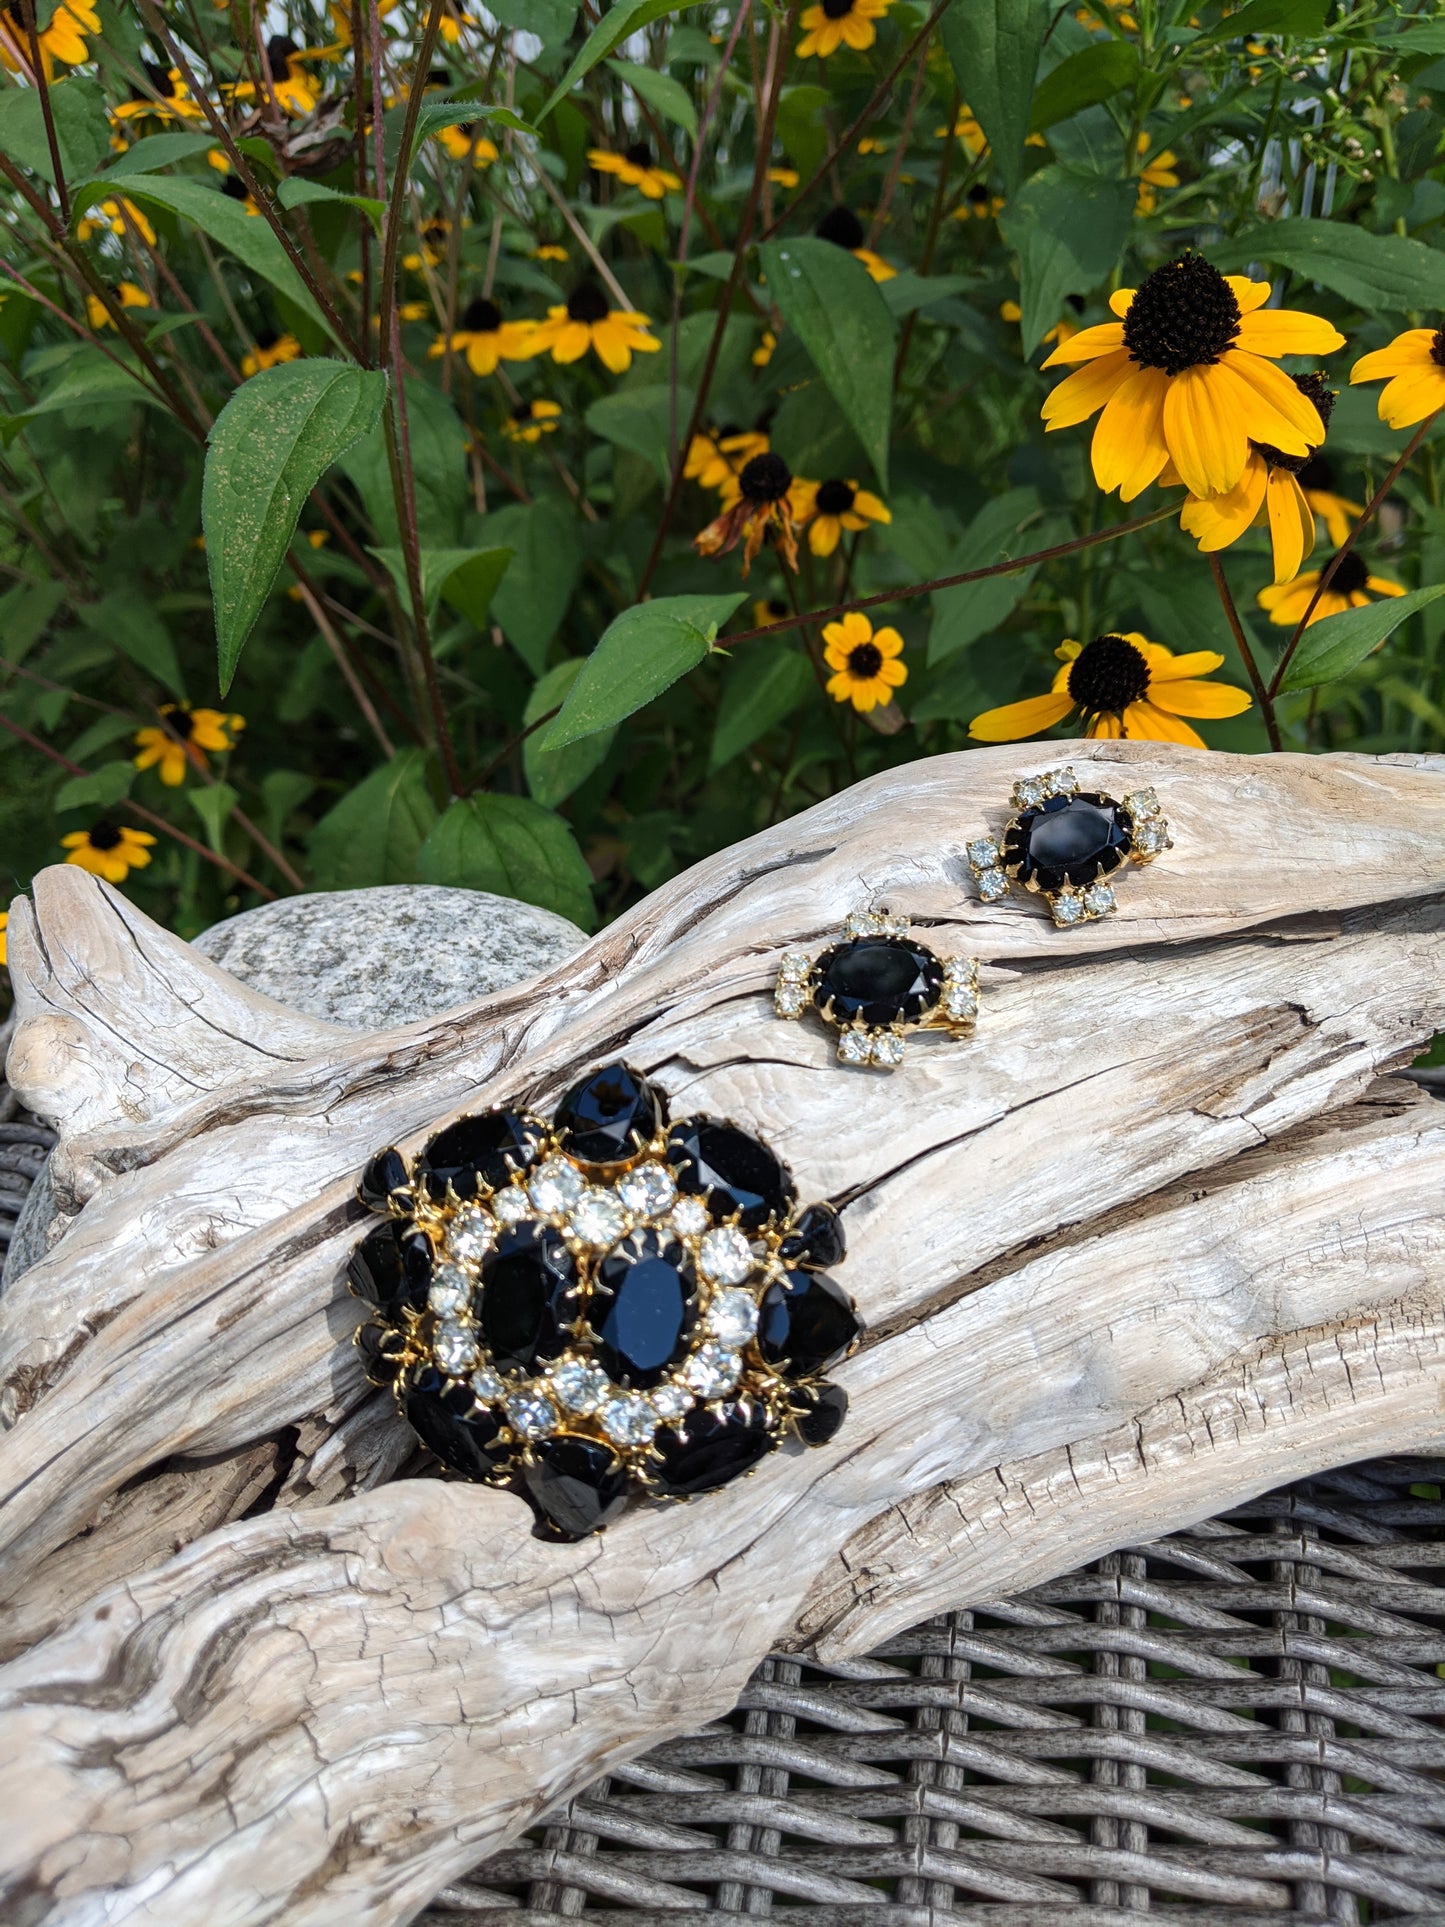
[462,296,503,333]
[1068,634,1151,717]
[1431,329,1445,368]
[967,185,989,206]
[1324,549,1369,595]
[266,33,298,75]
[1122,252,1241,376]
[88,820,123,851]
[513,400,536,422]
[142,60,176,97]
[1253,372,1334,473]
[846,642,883,678]
[625,141,652,168]
[815,205,864,251]
[166,706,197,739]
[816,478,855,516]
[767,598,787,617]
[822,0,855,17]
[740,452,792,503]
[567,281,610,324]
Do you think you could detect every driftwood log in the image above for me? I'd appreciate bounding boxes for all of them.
[1,739,1444,1926]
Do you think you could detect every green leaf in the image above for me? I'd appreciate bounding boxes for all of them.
[277,176,385,232]
[55,759,134,814]
[710,645,813,771]
[878,271,973,318]
[775,84,831,182]
[419,794,595,931]
[1202,0,1327,38]
[999,165,1135,355]
[1207,220,1445,312]
[586,382,694,482]
[69,173,332,337]
[339,376,468,549]
[929,488,1047,664]
[78,592,186,698]
[372,544,514,627]
[21,345,164,422]
[486,0,576,45]
[203,358,388,693]
[757,238,897,488]
[402,99,538,163]
[0,77,111,184]
[476,499,581,673]
[106,131,217,175]
[537,0,707,124]
[0,579,64,667]
[1029,41,1138,133]
[189,780,238,856]
[608,59,697,140]
[940,0,1049,197]
[1395,21,1445,53]
[524,659,616,808]
[546,592,744,749]
[1278,582,1445,692]
[308,748,438,888]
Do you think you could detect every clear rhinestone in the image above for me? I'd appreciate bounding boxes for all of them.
[966,837,999,869]
[699,1225,754,1284]
[943,984,978,1021]
[506,1389,557,1439]
[774,980,808,1017]
[650,1381,693,1421]
[943,956,978,986]
[1051,890,1086,926]
[1134,819,1169,855]
[569,1185,626,1248]
[429,1275,470,1318]
[670,1196,711,1238]
[445,1208,496,1263]
[529,1156,584,1216]
[1125,786,1160,820]
[778,949,810,980]
[977,867,1008,902]
[549,1358,610,1414]
[844,910,882,937]
[434,1322,477,1375]
[870,1032,904,1067]
[879,912,909,935]
[1014,776,1045,808]
[1050,767,1079,795]
[684,1343,741,1399]
[492,1184,531,1225]
[1084,882,1116,917]
[470,1364,504,1402]
[617,1160,676,1217]
[600,1395,656,1447]
[707,1287,759,1345]
[838,1029,871,1065]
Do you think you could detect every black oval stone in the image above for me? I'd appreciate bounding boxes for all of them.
[405,1375,508,1480]
[416,1109,548,1201]
[1005,793,1132,893]
[347,1220,433,1314]
[355,1320,406,1388]
[523,1436,630,1540]
[478,1224,580,1374]
[555,1061,668,1166]
[651,1399,777,1496]
[757,1268,859,1377]
[778,1202,847,1271]
[358,1146,411,1213]
[813,935,943,1028]
[591,1229,695,1388]
[792,1381,848,1447]
[666,1117,796,1230]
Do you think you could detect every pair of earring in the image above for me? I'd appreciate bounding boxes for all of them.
[774,765,1172,1070]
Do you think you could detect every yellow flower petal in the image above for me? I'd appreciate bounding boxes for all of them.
[1222,275,1272,314]
[1108,288,1135,318]
[1147,677,1251,719]
[1122,701,1208,746]
[1092,364,1170,501]
[1147,649,1227,681]
[1351,331,1438,384]
[1232,307,1346,357]
[1375,365,1445,430]
[1041,350,1132,430]
[873,626,904,657]
[968,691,1075,742]
[1179,456,1267,551]
[1366,575,1406,598]
[1222,351,1323,450]
[1162,364,1249,498]
[1041,320,1126,367]
[1265,468,1316,585]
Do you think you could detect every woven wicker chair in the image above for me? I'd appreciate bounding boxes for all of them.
[3,1047,1443,1925]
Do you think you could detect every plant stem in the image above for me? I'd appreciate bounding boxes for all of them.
[1208,552,1280,750]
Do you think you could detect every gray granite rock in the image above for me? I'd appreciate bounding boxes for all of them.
[1,885,588,1289]
[191,885,587,1030]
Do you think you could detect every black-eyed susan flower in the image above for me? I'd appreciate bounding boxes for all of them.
[588,142,682,200]
[752,329,777,367]
[954,184,1004,222]
[1178,372,1335,584]
[822,611,906,712]
[767,166,799,188]
[428,296,535,376]
[969,632,1251,747]
[797,0,890,58]
[1294,454,1361,548]
[753,596,790,628]
[790,476,891,557]
[1000,297,1080,350]
[77,196,156,245]
[240,328,301,379]
[814,205,896,282]
[1257,550,1405,629]
[935,105,986,153]
[1041,251,1344,502]
[134,705,244,787]
[532,243,568,262]
[696,451,800,575]
[436,121,498,166]
[857,136,888,155]
[1134,134,1179,213]
[1350,326,1445,430]
[112,61,205,126]
[61,819,157,883]
[261,34,321,113]
[221,172,263,217]
[530,282,661,373]
[503,398,562,444]
[398,299,430,322]
[86,281,149,330]
[1,0,98,73]
[437,8,475,44]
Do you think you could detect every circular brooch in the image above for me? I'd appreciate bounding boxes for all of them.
[966,767,1172,926]
[348,1062,859,1541]
[773,907,979,1069]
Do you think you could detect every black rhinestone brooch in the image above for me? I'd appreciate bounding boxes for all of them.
[773,907,979,1069]
[967,766,1172,927]
[349,1062,860,1541]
